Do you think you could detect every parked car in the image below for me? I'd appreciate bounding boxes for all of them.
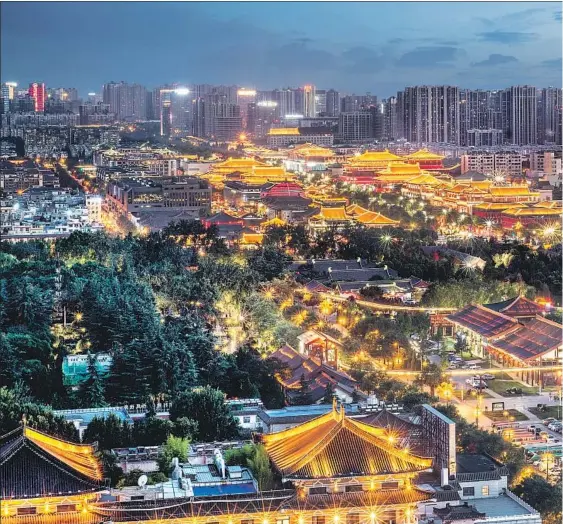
[466,364,479,370]
[480,373,495,380]
[544,417,557,424]
[548,422,562,431]
[527,424,539,433]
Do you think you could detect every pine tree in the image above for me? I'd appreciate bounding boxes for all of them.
[293,373,313,405]
[322,382,335,404]
[79,353,107,408]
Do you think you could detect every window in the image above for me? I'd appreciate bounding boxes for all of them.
[313,516,326,524]
[345,485,363,493]
[243,416,251,424]
[381,481,399,490]
[57,504,77,513]
[130,496,145,501]
[463,487,475,496]
[309,487,328,495]
[347,514,360,524]
[17,508,37,516]
[277,518,290,524]
[482,485,489,496]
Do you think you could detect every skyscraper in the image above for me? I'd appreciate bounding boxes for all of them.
[1,82,17,114]
[248,101,278,138]
[539,87,562,145]
[315,89,327,116]
[502,86,537,145]
[28,82,46,112]
[459,90,491,146]
[103,82,147,122]
[382,97,398,141]
[338,111,373,141]
[303,85,316,117]
[326,89,340,117]
[272,88,296,118]
[400,86,460,145]
[237,88,257,130]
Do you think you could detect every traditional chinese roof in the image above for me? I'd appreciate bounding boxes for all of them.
[487,316,562,362]
[447,304,520,339]
[349,150,404,163]
[269,128,300,136]
[378,162,422,175]
[403,173,445,186]
[534,200,562,209]
[252,166,287,177]
[484,296,544,318]
[240,233,264,245]
[310,207,350,221]
[212,158,267,171]
[404,149,445,161]
[473,202,526,211]
[501,207,562,217]
[355,210,400,226]
[304,280,332,293]
[259,405,433,479]
[205,211,243,225]
[0,426,102,500]
[289,144,335,159]
[489,186,537,197]
[346,204,370,216]
[434,503,486,522]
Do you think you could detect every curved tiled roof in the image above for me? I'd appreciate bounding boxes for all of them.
[260,407,432,479]
[0,426,102,499]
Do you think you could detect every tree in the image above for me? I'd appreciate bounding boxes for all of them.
[82,414,131,450]
[322,382,335,404]
[247,246,292,281]
[292,374,313,406]
[512,475,562,517]
[225,444,276,490]
[78,353,107,408]
[157,435,190,473]
[169,386,239,442]
[415,363,445,396]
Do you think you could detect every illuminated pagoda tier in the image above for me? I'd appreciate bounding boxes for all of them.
[308,205,398,231]
[0,425,104,522]
[287,143,336,162]
[258,403,433,510]
[345,150,404,173]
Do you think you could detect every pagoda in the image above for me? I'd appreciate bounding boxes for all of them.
[0,424,105,522]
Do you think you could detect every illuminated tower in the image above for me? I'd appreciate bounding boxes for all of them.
[28,82,46,112]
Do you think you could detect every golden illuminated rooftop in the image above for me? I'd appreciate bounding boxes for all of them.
[260,404,432,478]
[489,186,538,197]
[534,200,563,209]
[356,210,400,226]
[404,173,446,186]
[289,143,335,158]
[404,149,445,161]
[378,162,422,176]
[473,202,526,211]
[310,207,350,221]
[268,127,300,136]
[350,150,404,163]
[502,207,563,216]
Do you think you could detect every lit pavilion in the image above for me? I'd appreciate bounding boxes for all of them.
[403,149,448,171]
[345,150,405,173]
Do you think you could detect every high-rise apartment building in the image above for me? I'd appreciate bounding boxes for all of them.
[103,82,148,122]
[315,89,327,116]
[459,90,491,146]
[338,111,373,141]
[237,88,257,130]
[340,94,376,113]
[539,87,562,145]
[382,97,398,140]
[501,86,537,145]
[302,85,316,117]
[272,88,296,118]
[400,85,460,145]
[248,101,278,138]
[325,89,340,117]
[28,83,46,112]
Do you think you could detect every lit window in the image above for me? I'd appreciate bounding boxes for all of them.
[482,485,489,496]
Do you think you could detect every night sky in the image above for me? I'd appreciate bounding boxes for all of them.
[1,1,561,97]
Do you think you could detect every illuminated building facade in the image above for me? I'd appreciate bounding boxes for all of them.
[28,82,46,112]
[248,101,279,138]
[237,88,257,130]
[1,81,17,113]
[303,85,317,118]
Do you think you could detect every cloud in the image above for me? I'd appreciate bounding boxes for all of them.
[341,46,387,74]
[471,54,518,67]
[396,46,462,68]
[265,41,338,72]
[542,57,562,68]
[477,31,538,44]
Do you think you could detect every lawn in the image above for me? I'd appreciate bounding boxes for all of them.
[487,380,538,396]
[453,389,493,400]
[485,408,529,422]
[528,406,562,420]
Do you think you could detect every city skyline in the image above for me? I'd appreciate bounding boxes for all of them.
[1,2,561,97]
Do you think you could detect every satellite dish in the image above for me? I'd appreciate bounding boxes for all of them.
[138,474,148,488]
